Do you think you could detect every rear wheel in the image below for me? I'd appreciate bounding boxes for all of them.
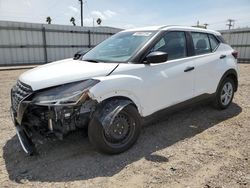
[214,77,235,109]
[88,104,141,154]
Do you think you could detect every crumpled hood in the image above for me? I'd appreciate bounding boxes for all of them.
[19,58,118,91]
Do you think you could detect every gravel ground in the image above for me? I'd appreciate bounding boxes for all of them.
[0,64,249,188]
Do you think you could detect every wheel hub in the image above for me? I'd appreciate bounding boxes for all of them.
[107,114,130,141]
[221,82,233,106]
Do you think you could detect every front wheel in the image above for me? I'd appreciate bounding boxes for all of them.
[88,104,141,154]
[214,77,235,110]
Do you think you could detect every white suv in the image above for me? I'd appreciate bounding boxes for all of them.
[10,26,238,155]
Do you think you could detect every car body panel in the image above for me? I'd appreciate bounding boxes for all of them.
[193,43,238,95]
[88,36,237,117]
[89,57,195,117]
[192,44,225,96]
[19,58,118,91]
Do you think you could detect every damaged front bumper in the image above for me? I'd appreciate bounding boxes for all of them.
[10,80,134,155]
[10,107,34,155]
[10,98,97,155]
[10,80,98,154]
[11,98,97,136]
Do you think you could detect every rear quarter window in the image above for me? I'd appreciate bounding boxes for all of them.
[216,35,227,44]
[208,34,220,51]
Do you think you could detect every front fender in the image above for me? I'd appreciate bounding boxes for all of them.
[92,99,132,135]
[88,75,144,115]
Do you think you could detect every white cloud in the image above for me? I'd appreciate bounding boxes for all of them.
[83,18,95,26]
[68,6,79,13]
[24,0,31,8]
[91,10,117,20]
[91,10,106,19]
[104,10,116,18]
[157,6,250,30]
[81,10,117,26]
[123,24,136,29]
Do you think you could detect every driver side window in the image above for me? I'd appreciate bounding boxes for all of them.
[151,31,187,60]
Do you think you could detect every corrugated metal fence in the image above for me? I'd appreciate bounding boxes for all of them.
[1,21,249,65]
[0,21,121,66]
[220,28,250,63]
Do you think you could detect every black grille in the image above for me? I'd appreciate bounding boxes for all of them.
[11,80,33,113]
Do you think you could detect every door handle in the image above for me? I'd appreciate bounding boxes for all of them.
[220,55,226,59]
[184,66,195,72]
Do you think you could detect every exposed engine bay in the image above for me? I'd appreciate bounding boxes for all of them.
[22,99,97,141]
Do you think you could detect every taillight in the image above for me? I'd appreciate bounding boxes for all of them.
[232,51,238,59]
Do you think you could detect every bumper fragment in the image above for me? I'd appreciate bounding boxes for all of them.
[16,125,35,155]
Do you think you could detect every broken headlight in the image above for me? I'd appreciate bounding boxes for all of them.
[32,79,99,105]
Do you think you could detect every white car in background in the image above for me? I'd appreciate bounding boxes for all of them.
[10,26,238,155]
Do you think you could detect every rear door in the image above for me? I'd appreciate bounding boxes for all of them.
[189,32,221,96]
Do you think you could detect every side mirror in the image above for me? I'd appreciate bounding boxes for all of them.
[144,51,168,64]
[73,53,82,60]
[73,49,89,60]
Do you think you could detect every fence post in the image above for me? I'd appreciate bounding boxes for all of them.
[88,30,91,48]
[42,27,48,64]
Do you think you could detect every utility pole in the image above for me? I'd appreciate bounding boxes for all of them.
[226,19,235,30]
[79,0,83,26]
[227,19,235,44]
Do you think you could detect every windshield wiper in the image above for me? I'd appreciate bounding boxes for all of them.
[83,59,99,63]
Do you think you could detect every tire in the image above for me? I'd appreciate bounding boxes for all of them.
[213,77,235,110]
[88,104,141,154]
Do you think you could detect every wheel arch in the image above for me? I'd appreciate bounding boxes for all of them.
[88,90,143,116]
[217,69,238,92]
[89,95,142,140]
[98,96,139,110]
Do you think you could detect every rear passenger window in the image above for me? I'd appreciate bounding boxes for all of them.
[191,32,211,55]
[151,31,187,60]
[208,34,219,51]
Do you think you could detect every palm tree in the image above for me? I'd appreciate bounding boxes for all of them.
[70,17,76,26]
[96,18,102,25]
[46,17,52,24]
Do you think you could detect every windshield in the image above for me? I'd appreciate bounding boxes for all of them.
[81,31,156,63]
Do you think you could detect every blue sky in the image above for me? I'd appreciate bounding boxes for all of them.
[0,0,249,30]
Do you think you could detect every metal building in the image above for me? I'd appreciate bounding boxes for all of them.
[220,28,250,63]
[0,21,121,66]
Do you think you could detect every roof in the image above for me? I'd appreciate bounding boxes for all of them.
[123,25,221,35]
[219,27,250,34]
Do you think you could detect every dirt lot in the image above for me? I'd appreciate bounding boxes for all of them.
[0,64,249,188]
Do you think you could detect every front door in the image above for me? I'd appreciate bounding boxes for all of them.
[138,31,195,115]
